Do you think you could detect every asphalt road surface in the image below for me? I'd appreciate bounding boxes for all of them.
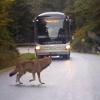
[0,52,100,100]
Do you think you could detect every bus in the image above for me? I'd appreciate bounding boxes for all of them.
[33,12,72,59]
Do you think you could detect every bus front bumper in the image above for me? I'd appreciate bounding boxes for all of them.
[36,50,70,58]
[35,43,71,58]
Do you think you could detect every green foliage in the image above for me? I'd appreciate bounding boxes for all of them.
[65,0,100,32]
[0,0,13,27]
[19,53,36,61]
[0,28,16,51]
[0,49,18,68]
[0,0,19,68]
[0,28,19,67]
[39,0,67,12]
[64,0,100,52]
[71,27,93,52]
[9,0,34,43]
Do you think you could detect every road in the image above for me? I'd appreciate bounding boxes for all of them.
[0,52,100,100]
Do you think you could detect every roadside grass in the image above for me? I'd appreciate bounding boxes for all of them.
[19,53,36,60]
[0,53,36,71]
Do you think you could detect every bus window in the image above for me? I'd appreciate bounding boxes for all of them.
[35,17,69,44]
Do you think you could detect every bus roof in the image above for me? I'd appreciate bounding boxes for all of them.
[38,12,65,17]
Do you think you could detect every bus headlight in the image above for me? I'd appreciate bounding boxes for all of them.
[36,45,41,50]
[66,44,70,49]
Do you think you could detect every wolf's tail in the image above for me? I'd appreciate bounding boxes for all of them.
[9,70,17,77]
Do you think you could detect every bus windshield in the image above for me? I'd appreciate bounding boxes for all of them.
[35,16,70,44]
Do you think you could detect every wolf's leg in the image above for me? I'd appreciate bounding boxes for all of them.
[16,73,23,84]
[29,73,35,82]
[37,72,45,84]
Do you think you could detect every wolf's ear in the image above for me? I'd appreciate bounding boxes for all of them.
[44,55,52,59]
[44,55,51,59]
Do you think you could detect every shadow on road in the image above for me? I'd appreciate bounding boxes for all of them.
[52,57,73,61]
[9,84,47,88]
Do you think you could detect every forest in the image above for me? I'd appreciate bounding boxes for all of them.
[0,0,100,67]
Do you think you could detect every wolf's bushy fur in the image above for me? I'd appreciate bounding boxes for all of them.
[9,56,52,84]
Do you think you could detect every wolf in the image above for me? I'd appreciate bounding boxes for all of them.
[9,56,52,84]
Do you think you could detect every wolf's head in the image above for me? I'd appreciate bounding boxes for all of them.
[42,56,52,64]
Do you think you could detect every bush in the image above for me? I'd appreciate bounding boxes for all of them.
[72,27,93,53]
[0,52,36,70]
[18,53,36,61]
[0,49,19,69]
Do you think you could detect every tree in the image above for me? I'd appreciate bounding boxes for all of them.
[9,0,35,43]
[0,0,18,67]
[64,0,100,52]
[39,0,68,12]
[65,0,100,32]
